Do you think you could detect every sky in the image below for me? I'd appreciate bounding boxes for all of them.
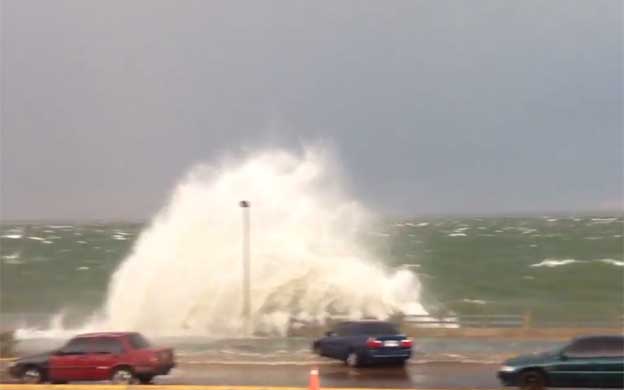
[1,0,622,221]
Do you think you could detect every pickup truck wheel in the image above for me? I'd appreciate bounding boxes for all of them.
[111,367,135,384]
[21,366,44,384]
[519,369,546,390]
[345,351,360,367]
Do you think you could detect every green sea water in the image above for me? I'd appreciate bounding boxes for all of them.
[1,216,622,328]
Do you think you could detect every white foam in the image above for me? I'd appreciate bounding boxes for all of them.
[416,222,429,227]
[448,233,467,237]
[530,258,580,268]
[27,236,45,241]
[1,234,22,239]
[2,253,23,265]
[112,235,128,240]
[86,148,428,337]
[461,299,486,305]
[599,259,624,267]
[590,218,617,223]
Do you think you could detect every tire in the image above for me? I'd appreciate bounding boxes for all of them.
[396,359,408,367]
[111,367,136,385]
[519,369,547,390]
[138,375,154,384]
[21,366,44,384]
[345,351,360,367]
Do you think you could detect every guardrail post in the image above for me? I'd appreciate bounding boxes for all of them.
[522,310,532,331]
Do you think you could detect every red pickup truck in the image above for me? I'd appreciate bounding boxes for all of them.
[8,332,175,384]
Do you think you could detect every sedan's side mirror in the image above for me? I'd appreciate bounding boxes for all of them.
[325,331,336,337]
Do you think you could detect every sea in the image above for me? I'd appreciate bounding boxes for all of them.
[2,216,622,332]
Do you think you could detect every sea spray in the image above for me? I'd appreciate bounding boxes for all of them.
[99,148,427,336]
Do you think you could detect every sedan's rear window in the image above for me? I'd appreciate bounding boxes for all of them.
[128,333,151,349]
[349,322,400,336]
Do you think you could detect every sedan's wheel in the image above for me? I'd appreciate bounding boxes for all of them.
[21,367,44,384]
[346,352,360,367]
[111,367,135,384]
[519,369,546,390]
[138,374,154,384]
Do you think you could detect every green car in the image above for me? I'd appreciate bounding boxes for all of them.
[498,335,624,390]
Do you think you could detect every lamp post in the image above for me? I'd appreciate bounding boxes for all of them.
[239,200,251,336]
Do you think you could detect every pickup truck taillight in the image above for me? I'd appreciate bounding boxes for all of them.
[400,339,413,348]
[366,338,383,349]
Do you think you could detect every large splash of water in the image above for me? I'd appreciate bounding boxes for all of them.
[22,148,428,338]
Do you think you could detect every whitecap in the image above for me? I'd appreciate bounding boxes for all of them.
[77,266,90,271]
[448,233,467,237]
[416,222,429,227]
[590,218,617,223]
[112,235,128,240]
[461,299,486,305]
[1,234,22,239]
[27,236,45,241]
[530,259,580,268]
[3,258,24,265]
[599,259,624,267]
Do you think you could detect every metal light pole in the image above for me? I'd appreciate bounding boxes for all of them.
[239,200,251,336]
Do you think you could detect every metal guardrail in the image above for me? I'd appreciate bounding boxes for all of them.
[402,313,624,329]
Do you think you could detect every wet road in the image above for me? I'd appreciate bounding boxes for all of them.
[1,361,501,388]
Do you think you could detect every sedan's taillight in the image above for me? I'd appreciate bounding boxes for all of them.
[400,339,413,348]
[366,338,383,349]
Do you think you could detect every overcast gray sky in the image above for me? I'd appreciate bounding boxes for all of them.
[1,0,622,220]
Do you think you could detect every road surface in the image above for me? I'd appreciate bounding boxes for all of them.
[1,360,501,388]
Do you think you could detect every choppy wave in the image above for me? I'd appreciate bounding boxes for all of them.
[530,258,624,268]
[531,259,579,267]
[599,258,624,267]
[94,148,428,337]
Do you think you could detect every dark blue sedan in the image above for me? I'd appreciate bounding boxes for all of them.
[312,321,412,367]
